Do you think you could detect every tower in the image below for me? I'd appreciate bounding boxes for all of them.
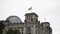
[41,22,52,34]
[24,13,40,34]
[41,22,50,27]
[25,13,38,23]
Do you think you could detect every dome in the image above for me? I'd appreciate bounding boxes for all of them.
[6,16,22,23]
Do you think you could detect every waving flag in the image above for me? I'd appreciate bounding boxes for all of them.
[28,7,32,11]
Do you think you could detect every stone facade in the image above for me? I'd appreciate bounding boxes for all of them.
[0,13,52,34]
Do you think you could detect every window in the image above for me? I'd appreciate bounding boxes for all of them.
[22,32,23,34]
[28,33,31,34]
[27,26,31,31]
[22,28,23,31]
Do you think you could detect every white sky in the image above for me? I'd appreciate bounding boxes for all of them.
[0,0,60,34]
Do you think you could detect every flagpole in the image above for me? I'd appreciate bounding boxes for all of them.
[44,18,46,22]
[31,9,32,13]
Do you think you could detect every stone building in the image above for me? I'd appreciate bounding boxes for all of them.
[0,13,52,34]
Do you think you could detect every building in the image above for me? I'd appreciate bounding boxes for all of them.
[0,13,52,34]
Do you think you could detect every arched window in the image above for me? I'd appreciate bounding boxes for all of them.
[27,26,31,31]
[27,26,31,34]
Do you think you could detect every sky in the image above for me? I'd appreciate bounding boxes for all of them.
[0,0,60,34]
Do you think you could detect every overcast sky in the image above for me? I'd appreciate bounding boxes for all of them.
[0,0,60,34]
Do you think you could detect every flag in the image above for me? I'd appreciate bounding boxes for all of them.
[28,7,32,11]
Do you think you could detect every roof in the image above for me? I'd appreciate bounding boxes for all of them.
[41,22,50,25]
[25,13,38,17]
